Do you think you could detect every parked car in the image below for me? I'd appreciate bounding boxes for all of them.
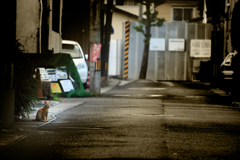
[220,52,237,93]
[38,40,88,89]
[61,40,88,88]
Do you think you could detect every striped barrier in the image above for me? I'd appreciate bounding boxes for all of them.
[124,21,130,79]
[86,72,90,88]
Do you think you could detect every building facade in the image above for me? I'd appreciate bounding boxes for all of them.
[16,0,63,54]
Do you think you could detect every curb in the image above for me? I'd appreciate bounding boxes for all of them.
[36,102,84,128]
[0,101,84,148]
[101,79,121,93]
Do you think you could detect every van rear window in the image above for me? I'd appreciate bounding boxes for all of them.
[62,44,74,50]
[62,44,83,58]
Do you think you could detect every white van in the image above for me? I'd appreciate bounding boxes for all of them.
[61,40,88,88]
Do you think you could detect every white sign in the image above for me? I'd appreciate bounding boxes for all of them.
[190,39,211,57]
[60,80,74,92]
[46,69,58,81]
[150,38,165,51]
[169,39,185,51]
[56,69,68,79]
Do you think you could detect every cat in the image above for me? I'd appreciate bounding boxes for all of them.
[32,101,51,122]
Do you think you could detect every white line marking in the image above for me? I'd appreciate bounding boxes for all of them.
[113,95,131,97]
[118,81,131,86]
[113,94,164,97]
[160,82,174,86]
[130,114,174,117]
[128,88,166,90]
[149,95,163,97]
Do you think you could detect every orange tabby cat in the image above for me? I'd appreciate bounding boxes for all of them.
[32,101,51,122]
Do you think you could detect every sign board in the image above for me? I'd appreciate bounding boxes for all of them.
[169,39,185,51]
[90,43,102,62]
[150,38,165,51]
[46,69,58,81]
[190,39,211,57]
[39,68,49,80]
[51,83,62,93]
[59,80,74,92]
[56,69,68,79]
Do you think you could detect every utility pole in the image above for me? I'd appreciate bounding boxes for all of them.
[101,0,113,79]
[138,3,143,21]
[0,0,16,129]
[89,0,102,94]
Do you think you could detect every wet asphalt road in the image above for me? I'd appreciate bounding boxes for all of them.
[0,80,240,159]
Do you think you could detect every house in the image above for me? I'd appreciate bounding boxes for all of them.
[156,0,200,22]
[108,0,202,77]
[111,0,201,40]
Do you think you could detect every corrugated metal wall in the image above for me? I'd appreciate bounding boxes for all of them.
[125,22,212,81]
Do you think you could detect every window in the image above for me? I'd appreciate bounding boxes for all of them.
[173,8,193,22]
[62,44,83,58]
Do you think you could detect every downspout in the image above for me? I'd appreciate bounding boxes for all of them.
[39,0,43,53]
[225,0,230,55]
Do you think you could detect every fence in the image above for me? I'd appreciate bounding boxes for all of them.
[124,21,212,81]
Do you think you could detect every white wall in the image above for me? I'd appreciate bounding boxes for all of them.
[108,40,122,76]
[111,9,138,40]
[48,0,63,53]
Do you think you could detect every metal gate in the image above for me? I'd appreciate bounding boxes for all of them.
[124,22,212,81]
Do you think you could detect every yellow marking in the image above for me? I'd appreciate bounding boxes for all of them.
[125,36,129,41]
[125,41,129,45]
[125,54,128,59]
[105,63,108,71]
[125,59,128,64]
[124,69,128,73]
[125,32,129,36]
[124,64,128,68]
[98,59,101,70]
[125,50,129,54]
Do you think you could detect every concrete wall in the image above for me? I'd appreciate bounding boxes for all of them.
[16,0,63,54]
[49,31,62,53]
[223,0,239,57]
[16,0,40,53]
[47,0,63,53]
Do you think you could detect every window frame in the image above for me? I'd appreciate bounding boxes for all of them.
[171,7,196,22]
